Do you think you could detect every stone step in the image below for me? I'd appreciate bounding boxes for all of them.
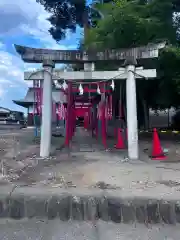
[0,192,179,224]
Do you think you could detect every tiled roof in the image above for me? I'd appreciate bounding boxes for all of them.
[0,107,11,113]
[14,87,67,103]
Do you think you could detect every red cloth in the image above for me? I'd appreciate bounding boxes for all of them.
[57,103,65,120]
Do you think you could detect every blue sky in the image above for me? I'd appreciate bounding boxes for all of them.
[0,0,82,112]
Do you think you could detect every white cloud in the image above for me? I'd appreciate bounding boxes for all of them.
[0,0,50,35]
[0,0,78,49]
[0,88,6,99]
[0,50,29,101]
[0,0,79,111]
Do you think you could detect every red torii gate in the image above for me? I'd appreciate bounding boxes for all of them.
[60,82,112,94]
[32,80,113,149]
[75,102,92,117]
[64,81,113,148]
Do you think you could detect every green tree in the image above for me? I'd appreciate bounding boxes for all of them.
[36,0,113,41]
[36,0,180,41]
[83,0,180,127]
[85,0,178,48]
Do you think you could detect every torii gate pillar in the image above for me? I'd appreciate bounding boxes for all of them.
[40,60,55,158]
[125,59,138,160]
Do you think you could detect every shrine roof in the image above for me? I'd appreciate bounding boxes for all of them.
[13,100,32,108]
[0,107,11,113]
[13,87,67,108]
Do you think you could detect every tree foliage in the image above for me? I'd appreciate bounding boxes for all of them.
[85,0,179,48]
[37,0,180,111]
[36,0,180,41]
[83,0,180,111]
[36,0,86,41]
[36,0,113,41]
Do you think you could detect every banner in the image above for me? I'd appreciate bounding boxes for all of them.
[106,95,112,120]
[97,103,102,120]
[33,80,42,115]
[57,103,65,120]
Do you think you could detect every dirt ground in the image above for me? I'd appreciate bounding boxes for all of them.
[0,128,64,185]
[0,127,176,201]
[1,127,180,200]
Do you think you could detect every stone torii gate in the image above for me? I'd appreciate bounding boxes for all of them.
[15,43,165,159]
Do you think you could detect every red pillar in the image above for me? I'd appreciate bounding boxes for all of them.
[101,102,107,149]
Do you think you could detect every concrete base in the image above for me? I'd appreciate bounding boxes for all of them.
[0,187,178,224]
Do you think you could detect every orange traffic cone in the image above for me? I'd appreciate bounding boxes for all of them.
[115,128,125,149]
[151,128,166,160]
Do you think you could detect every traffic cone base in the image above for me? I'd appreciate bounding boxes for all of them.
[151,128,166,161]
[115,128,125,149]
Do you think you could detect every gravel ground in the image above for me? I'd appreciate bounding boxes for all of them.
[0,128,39,182]
[0,128,64,185]
[0,219,180,240]
[6,127,180,201]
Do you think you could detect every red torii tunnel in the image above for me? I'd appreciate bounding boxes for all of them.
[32,80,114,149]
[75,103,92,117]
[64,82,113,148]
